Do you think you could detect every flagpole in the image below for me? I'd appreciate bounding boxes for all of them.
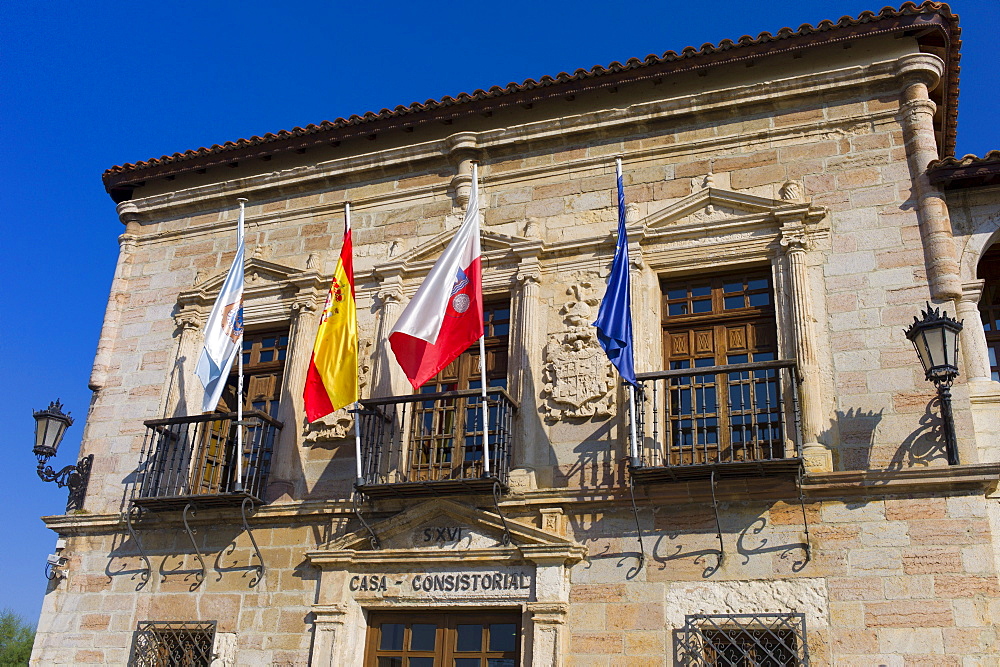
[469,163,491,478]
[341,202,365,486]
[234,198,247,492]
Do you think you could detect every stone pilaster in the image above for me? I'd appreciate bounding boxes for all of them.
[896,53,962,301]
[267,287,322,501]
[526,602,568,667]
[159,310,202,418]
[957,281,991,384]
[509,258,543,490]
[373,276,406,397]
[780,223,831,472]
[309,604,350,667]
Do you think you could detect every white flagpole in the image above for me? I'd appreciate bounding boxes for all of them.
[344,202,365,485]
[472,163,491,477]
[235,198,247,492]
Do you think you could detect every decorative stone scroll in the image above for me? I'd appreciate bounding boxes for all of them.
[303,339,373,443]
[541,280,616,422]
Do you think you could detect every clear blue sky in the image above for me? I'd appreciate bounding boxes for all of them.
[1,1,997,625]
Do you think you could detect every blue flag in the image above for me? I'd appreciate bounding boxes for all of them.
[593,158,637,385]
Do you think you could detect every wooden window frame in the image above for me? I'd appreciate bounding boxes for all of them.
[365,610,521,667]
[408,300,510,482]
[660,271,783,463]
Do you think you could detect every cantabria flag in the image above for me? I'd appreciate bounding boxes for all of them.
[303,206,359,421]
[195,205,245,412]
[389,165,483,389]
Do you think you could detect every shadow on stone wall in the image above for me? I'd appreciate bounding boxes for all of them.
[572,501,809,582]
[887,397,948,471]
[824,408,883,470]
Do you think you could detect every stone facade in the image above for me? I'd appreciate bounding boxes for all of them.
[32,4,1000,665]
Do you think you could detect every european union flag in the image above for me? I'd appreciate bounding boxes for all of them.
[593,158,637,385]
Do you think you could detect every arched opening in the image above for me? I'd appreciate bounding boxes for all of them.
[977,243,1000,382]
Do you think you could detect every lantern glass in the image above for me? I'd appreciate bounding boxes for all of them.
[904,303,963,382]
[32,401,73,460]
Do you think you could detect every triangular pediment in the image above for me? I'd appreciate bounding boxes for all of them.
[638,187,824,233]
[326,498,582,558]
[389,229,539,270]
[191,257,304,295]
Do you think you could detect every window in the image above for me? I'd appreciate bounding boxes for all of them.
[660,272,786,464]
[409,301,509,481]
[130,621,216,667]
[678,613,808,666]
[978,243,1000,382]
[198,328,287,494]
[366,611,520,667]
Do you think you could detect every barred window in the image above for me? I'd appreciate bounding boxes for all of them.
[130,621,217,667]
[678,613,808,666]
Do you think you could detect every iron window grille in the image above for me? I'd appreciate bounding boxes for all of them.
[130,621,217,667]
[678,613,808,666]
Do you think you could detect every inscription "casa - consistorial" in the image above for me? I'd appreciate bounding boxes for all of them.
[349,570,532,596]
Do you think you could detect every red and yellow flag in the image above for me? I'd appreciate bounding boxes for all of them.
[303,207,358,421]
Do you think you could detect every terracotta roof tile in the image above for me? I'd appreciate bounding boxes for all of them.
[103,1,961,193]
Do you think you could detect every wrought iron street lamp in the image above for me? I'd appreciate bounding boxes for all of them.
[904,303,964,465]
[33,400,93,511]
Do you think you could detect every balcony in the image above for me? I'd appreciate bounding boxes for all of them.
[630,360,802,483]
[132,410,282,510]
[357,387,517,498]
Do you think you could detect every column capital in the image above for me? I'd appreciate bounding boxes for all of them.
[516,260,542,286]
[896,53,945,92]
[779,223,809,254]
[960,279,985,304]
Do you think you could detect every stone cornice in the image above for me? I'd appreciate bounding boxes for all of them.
[43,464,999,536]
[118,60,904,223]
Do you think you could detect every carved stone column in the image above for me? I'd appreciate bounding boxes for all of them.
[373,276,406,397]
[896,53,962,301]
[89,212,139,392]
[267,287,321,501]
[159,311,201,418]
[779,224,830,472]
[509,259,543,491]
[957,281,992,384]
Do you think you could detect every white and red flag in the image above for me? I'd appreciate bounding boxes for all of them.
[389,165,483,389]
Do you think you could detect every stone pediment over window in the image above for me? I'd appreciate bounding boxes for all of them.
[175,257,325,328]
[635,187,828,239]
[374,229,543,281]
[313,498,585,564]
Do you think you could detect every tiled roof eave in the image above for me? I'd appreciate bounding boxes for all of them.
[102,2,961,194]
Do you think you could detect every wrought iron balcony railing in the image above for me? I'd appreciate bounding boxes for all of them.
[630,360,802,482]
[357,387,517,498]
[132,410,282,509]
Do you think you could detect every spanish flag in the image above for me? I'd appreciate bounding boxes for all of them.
[303,205,358,421]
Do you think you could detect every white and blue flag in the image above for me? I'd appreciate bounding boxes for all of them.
[593,158,637,385]
[195,205,245,412]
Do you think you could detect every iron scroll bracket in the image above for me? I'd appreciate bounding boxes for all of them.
[627,474,646,575]
[796,463,812,565]
[240,496,265,586]
[353,492,382,550]
[182,503,207,589]
[710,468,726,569]
[124,504,152,590]
[492,481,514,547]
